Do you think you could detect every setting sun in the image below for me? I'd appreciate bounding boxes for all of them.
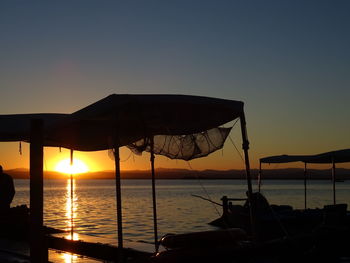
[55,159,89,174]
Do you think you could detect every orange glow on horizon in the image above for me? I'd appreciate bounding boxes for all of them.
[2,142,350,172]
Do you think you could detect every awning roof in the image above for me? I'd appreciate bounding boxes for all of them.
[260,149,350,164]
[0,94,244,151]
[0,113,68,142]
[306,149,350,164]
[260,155,310,164]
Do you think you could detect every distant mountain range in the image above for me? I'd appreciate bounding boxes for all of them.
[5,167,350,180]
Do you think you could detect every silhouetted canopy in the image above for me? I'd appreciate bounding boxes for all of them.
[260,149,350,164]
[260,155,310,164]
[0,94,244,152]
[46,94,243,151]
[0,113,68,142]
[306,149,350,164]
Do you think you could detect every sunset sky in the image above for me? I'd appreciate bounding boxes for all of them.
[1,1,349,172]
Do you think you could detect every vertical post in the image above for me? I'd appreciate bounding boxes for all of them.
[30,119,46,263]
[303,162,307,210]
[221,196,228,217]
[70,149,74,239]
[150,137,159,252]
[114,147,123,260]
[332,159,336,205]
[239,113,256,239]
[258,161,262,192]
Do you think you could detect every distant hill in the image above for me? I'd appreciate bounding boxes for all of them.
[5,168,350,180]
[6,169,68,179]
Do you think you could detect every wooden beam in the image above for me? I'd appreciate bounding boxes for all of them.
[332,159,336,205]
[304,162,307,209]
[150,137,159,252]
[239,113,256,239]
[30,119,47,262]
[114,147,123,261]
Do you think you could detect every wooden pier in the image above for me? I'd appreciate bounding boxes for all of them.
[0,232,156,263]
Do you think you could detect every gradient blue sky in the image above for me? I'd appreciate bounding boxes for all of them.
[1,1,349,171]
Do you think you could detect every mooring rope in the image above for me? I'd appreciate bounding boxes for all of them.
[186,162,222,217]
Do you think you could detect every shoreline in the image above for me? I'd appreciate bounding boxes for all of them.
[8,167,350,180]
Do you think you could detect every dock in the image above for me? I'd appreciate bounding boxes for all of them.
[0,232,156,263]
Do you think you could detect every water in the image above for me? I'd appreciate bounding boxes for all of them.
[12,179,350,243]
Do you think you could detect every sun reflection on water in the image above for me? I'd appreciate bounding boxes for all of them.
[65,232,80,241]
[62,252,78,263]
[66,178,79,240]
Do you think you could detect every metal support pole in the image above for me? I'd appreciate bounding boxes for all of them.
[258,162,262,192]
[70,149,74,239]
[239,113,256,239]
[332,159,336,205]
[221,196,228,217]
[150,137,159,252]
[114,147,123,260]
[303,162,307,210]
[30,119,47,263]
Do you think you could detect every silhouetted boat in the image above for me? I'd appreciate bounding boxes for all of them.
[207,149,350,262]
[210,192,350,239]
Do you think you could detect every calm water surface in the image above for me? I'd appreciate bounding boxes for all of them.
[12,179,350,243]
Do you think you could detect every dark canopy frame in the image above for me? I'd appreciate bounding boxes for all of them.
[0,94,255,259]
[259,149,350,208]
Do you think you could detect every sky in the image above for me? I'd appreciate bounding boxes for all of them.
[1,1,349,173]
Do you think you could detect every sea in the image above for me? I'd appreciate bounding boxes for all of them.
[12,179,350,244]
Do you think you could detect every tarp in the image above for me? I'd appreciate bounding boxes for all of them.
[0,94,244,151]
[0,113,68,142]
[46,94,243,151]
[260,155,310,164]
[306,149,350,164]
[260,149,350,164]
